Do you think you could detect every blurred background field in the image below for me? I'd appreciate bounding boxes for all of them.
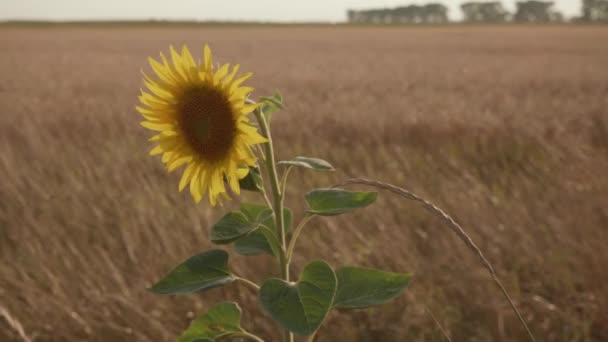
[0,25,607,341]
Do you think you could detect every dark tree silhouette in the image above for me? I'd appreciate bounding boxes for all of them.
[347,3,448,24]
[461,2,510,22]
[514,1,563,22]
[582,0,608,22]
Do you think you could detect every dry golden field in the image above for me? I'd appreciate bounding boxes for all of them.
[1,25,608,341]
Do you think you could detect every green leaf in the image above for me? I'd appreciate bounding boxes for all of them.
[234,229,278,256]
[179,302,243,342]
[259,260,337,336]
[305,188,377,216]
[149,250,234,295]
[235,204,292,256]
[238,166,262,192]
[239,202,273,224]
[334,267,411,309]
[259,91,284,123]
[278,156,335,172]
[210,212,258,244]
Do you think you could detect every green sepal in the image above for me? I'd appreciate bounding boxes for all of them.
[238,166,263,192]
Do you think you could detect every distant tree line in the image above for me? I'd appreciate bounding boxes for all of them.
[581,0,608,21]
[461,1,563,22]
[347,4,449,24]
[347,0,608,24]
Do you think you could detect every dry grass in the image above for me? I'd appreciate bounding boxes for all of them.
[0,25,607,341]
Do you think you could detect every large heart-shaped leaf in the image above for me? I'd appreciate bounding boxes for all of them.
[334,266,411,309]
[259,260,337,336]
[235,204,292,256]
[179,302,243,342]
[149,250,234,295]
[305,188,377,216]
[210,212,259,244]
[278,156,335,172]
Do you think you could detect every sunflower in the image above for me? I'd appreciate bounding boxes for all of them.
[137,45,267,206]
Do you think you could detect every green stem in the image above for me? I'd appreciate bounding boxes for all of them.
[254,108,288,280]
[254,106,293,342]
[286,215,315,264]
[234,331,266,342]
[280,165,294,208]
[257,172,274,210]
[258,224,284,257]
[235,277,260,291]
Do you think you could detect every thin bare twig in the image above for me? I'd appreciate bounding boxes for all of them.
[0,306,32,342]
[333,178,536,342]
[426,306,453,342]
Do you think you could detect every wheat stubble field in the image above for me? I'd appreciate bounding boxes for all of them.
[0,25,607,341]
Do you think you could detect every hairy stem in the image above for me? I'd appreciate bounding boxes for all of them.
[254,108,288,279]
[334,178,536,342]
[254,107,293,342]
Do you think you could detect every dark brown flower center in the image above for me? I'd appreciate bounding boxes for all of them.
[176,85,236,162]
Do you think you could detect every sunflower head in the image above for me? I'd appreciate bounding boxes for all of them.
[137,45,266,206]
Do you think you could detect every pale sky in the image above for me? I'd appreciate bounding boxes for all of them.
[0,0,582,22]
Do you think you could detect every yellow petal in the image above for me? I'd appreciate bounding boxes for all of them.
[149,145,163,156]
[142,75,173,100]
[238,103,259,115]
[204,44,213,72]
[230,86,254,101]
[227,165,240,195]
[162,151,175,163]
[223,64,240,84]
[239,128,267,144]
[213,63,230,85]
[179,163,196,191]
[181,45,195,69]
[235,145,257,163]
[169,45,188,80]
[140,121,174,131]
[181,45,199,80]
[237,166,249,179]
[229,72,252,93]
[139,93,172,109]
[148,57,175,85]
[199,168,210,202]
[167,156,192,172]
[148,130,179,142]
[136,106,172,122]
[160,52,184,83]
[189,166,203,203]
[159,137,181,151]
[208,170,226,207]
